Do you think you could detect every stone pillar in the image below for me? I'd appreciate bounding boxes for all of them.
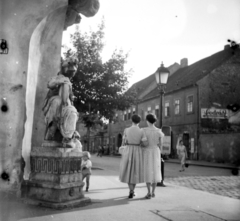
[1,0,100,209]
[0,0,68,189]
[21,146,90,209]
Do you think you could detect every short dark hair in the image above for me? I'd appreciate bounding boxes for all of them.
[131,114,141,124]
[146,114,157,124]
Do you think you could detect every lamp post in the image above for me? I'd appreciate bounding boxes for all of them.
[87,103,91,151]
[155,62,170,187]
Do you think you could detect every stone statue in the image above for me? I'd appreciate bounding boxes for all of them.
[42,57,79,147]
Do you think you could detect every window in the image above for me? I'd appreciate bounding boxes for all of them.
[147,107,151,113]
[124,111,127,121]
[187,95,193,113]
[133,107,136,114]
[128,109,131,119]
[174,99,180,115]
[165,101,170,117]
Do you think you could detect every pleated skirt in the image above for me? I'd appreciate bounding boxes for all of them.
[143,146,162,183]
[119,145,144,184]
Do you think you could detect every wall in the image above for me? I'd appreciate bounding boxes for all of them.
[164,86,198,126]
[197,49,240,163]
[0,0,68,187]
[161,87,198,157]
[199,133,240,164]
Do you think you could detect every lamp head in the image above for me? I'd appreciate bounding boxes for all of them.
[155,62,170,85]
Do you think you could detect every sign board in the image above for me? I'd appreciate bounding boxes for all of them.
[162,126,171,155]
[201,108,229,119]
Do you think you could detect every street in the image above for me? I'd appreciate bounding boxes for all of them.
[92,155,240,200]
[1,154,239,221]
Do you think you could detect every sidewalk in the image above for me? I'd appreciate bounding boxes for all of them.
[13,170,240,221]
[1,168,240,221]
[106,153,240,171]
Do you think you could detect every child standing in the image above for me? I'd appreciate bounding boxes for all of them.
[81,151,92,192]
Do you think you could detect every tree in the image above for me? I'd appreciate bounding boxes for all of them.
[63,19,135,127]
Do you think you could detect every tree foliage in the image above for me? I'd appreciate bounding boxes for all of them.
[63,19,135,127]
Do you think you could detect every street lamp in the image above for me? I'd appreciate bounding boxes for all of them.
[155,62,170,187]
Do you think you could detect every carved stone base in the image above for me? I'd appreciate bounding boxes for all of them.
[21,180,86,202]
[24,195,90,210]
[22,145,88,209]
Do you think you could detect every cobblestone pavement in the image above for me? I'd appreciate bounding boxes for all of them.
[166,176,240,200]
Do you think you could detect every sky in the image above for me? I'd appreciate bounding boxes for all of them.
[62,0,240,87]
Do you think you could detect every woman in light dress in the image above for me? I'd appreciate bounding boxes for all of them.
[177,139,188,172]
[119,115,145,198]
[142,114,164,199]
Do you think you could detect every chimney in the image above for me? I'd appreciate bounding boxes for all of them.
[180,58,188,68]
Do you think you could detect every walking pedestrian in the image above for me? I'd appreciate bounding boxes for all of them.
[97,145,103,157]
[177,139,188,172]
[119,114,145,198]
[81,151,92,192]
[142,114,165,199]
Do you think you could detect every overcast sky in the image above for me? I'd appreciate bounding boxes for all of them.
[62,0,240,87]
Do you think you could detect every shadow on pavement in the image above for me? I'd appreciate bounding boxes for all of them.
[0,189,147,221]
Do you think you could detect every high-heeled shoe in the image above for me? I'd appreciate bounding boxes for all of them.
[145,193,151,199]
[152,193,155,198]
[128,191,135,198]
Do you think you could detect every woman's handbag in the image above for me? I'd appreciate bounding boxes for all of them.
[119,129,128,154]
[119,145,126,155]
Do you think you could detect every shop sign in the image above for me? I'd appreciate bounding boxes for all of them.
[201,108,228,119]
[162,136,171,155]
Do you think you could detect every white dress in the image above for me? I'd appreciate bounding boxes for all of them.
[142,127,164,183]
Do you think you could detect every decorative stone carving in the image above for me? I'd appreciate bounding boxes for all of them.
[22,147,89,209]
[42,57,79,148]
[69,0,100,17]
[64,0,100,30]
[21,0,100,210]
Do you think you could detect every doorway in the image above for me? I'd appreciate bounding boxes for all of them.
[182,132,190,157]
[117,134,122,149]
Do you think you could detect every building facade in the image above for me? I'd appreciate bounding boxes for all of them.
[107,46,240,164]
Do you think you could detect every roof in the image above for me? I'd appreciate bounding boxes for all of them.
[128,63,179,96]
[129,73,155,95]
[142,48,234,100]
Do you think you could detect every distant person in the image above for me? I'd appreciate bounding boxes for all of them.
[81,151,92,192]
[142,114,164,199]
[97,145,103,157]
[102,145,105,155]
[119,114,145,198]
[177,139,188,172]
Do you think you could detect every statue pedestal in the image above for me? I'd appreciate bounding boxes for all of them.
[21,145,90,209]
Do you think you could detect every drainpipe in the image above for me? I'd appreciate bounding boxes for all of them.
[196,83,200,160]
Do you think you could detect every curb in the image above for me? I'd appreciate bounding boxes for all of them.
[92,167,104,170]
[165,160,239,170]
[92,153,239,172]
